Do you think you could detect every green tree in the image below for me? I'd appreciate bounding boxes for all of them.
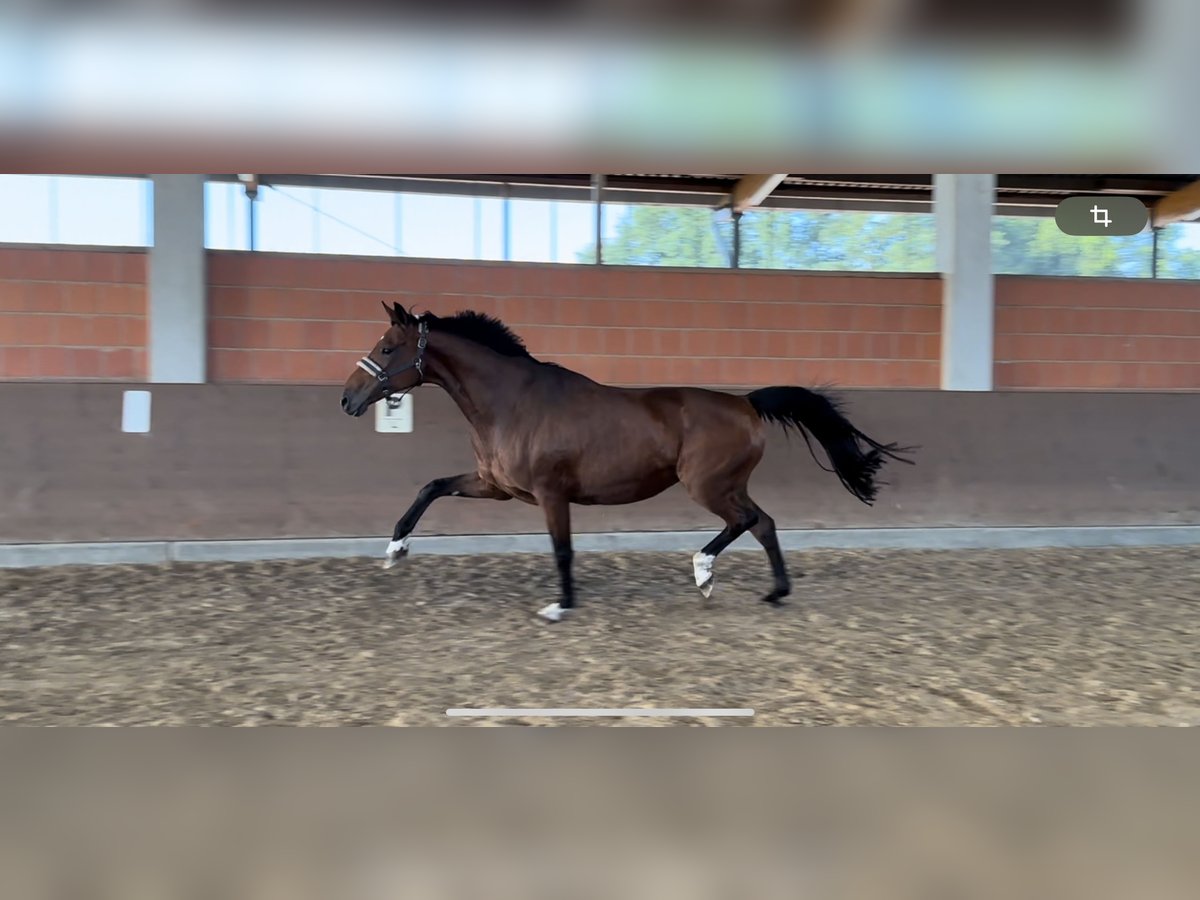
[580,203,1174,279]
[576,206,728,266]
[991,216,1151,277]
[1157,224,1200,279]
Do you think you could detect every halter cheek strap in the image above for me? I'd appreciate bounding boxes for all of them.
[356,319,429,386]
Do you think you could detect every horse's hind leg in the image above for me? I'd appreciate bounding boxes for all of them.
[687,489,759,599]
[747,502,792,606]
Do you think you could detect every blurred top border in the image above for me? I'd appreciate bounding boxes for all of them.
[1,2,1196,171]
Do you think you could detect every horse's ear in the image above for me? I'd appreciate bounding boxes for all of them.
[382,301,408,326]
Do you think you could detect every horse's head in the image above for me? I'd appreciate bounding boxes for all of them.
[340,301,429,417]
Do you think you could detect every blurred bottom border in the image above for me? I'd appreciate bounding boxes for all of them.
[1,728,1197,899]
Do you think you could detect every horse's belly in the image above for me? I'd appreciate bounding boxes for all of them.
[573,466,678,506]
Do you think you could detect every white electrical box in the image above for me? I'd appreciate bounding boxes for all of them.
[375,393,414,433]
[121,390,152,433]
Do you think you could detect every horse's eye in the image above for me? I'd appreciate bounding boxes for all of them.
[381,347,393,356]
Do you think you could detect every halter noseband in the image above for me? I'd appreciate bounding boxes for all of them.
[356,318,429,388]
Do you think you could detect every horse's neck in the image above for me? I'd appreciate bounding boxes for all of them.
[425,335,525,431]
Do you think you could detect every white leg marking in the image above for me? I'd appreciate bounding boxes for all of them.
[383,537,410,569]
[693,552,715,598]
[538,602,569,622]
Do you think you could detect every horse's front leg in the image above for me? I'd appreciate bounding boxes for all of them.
[384,472,510,567]
[534,493,574,622]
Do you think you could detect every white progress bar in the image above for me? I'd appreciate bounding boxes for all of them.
[446,708,754,718]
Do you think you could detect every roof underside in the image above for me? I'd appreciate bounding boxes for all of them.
[211,174,1199,215]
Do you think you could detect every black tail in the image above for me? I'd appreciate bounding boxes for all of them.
[746,386,915,505]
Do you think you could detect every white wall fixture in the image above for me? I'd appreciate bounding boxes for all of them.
[121,390,152,433]
[374,393,413,433]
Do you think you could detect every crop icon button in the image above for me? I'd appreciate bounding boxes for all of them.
[1056,196,1148,236]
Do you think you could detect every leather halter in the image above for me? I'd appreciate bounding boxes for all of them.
[356,318,429,387]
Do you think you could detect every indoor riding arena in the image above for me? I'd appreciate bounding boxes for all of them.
[3,174,1200,727]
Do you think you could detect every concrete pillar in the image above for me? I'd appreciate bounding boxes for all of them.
[934,174,995,391]
[148,175,206,383]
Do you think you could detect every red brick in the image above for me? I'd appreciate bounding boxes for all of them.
[280,351,319,382]
[713,301,744,329]
[814,332,841,359]
[903,305,940,333]
[2,346,35,377]
[516,325,549,353]
[821,306,852,331]
[628,329,659,356]
[56,316,94,347]
[758,275,798,303]
[847,305,886,332]
[93,284,139,315]
[120,316,146,348]
[70,348,104,378]
[840,332,870,359]
[1170,364,1200,389]
[83,253,125,283]
[633,301,672,328]
[89,316,126,348]
[600,329,629,355]
[207,285,245,318]
[680,330,713,357]
[297,320,333,351]
[636,357,669,385]
[98,348,134,379]
[248,319,279,350]
[575,329,605,355]
[255,352,292,382]
[25,282,68,313]
[268,320,306,350]
[763,331,789,358]
[624,269,662,298]
[321,352,357,384]
[572,267,607,297]
[582,299,615,326]
[4,314,54,346]
[117,252,147,284]
[544,326,578,354]
[286,290,336,320]
[209,349,247,382]
[657,330,684,356]
[338,292,378,322]
[331,321,381,352]
[524,296,559,325]
[1161,337,1200,364]
[0,282,30,312]
[895,333,921,360]
[11,250,55,281]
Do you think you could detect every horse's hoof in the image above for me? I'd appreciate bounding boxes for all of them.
[383,538,410,569]
[537,602,571,623]
[693,552,715,598]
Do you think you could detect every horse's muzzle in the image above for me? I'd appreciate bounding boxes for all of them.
[340,393,368,417]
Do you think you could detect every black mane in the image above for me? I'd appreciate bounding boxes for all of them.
[426,310,541,361]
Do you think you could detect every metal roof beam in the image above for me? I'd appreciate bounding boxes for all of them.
[1151,179,1200,227]
[730,174,788,213]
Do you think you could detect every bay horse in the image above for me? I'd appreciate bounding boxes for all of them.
[341,302,913,622]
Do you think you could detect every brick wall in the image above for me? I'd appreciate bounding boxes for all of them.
[4,247,1200,390]
[0,248,146,380]
[995,277,1200,390]
[207,253,941,388]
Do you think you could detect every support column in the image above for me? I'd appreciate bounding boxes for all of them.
[934,174,995,391]
[148,175,206,383]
